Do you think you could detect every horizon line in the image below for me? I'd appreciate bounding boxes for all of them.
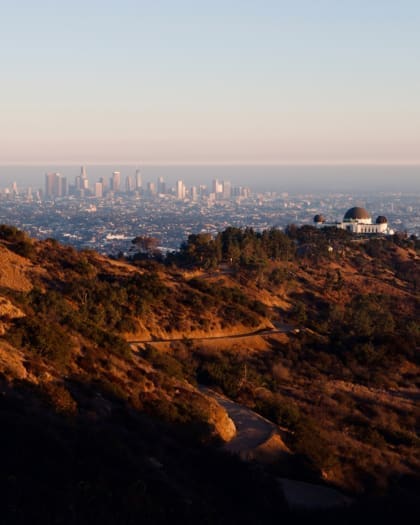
[1,161,420,167]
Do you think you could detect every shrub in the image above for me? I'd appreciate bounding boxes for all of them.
[0,225,35,259]
[293,417,335,471]
[7,317,72,368]
[41,382,77,415]
[254,394,301,429]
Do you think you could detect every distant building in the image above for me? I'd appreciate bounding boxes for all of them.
[125,175,135,193]
[80,166,89,189]
[147,181,156,197]
[190,186,198,201]
[313,214,326,225]
[212,179,223,194]
[176,179,186,200]
[157,176,166,195]
[45,173,55,197]
[135,169,142,190]
[111,171,121,192]
[45,172,67,198]
[94,182,103,198]
[314,207,393,235]
[222,181,232,199]
[99,177,107,193]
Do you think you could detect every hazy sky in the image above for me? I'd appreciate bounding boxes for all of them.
[1,0,419,164]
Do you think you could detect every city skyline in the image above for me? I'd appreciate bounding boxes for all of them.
[1,164,419,194]
[1,1,420,165]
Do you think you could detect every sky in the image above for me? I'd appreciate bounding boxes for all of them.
[1,0,420,165]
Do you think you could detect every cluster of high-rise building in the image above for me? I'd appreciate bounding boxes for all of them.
[42,168,141,199]
[41,167,251,202]
[0,182,37,201]
[44,172,67,199]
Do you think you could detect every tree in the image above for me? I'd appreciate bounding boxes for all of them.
[131,236,160,257]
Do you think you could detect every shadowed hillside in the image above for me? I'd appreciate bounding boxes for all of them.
[0,224,418,523]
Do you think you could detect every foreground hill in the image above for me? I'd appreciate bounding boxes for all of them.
[0,224,418,523]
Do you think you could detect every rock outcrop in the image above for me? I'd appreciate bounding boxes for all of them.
[0,296,25,335]
[204,395,237,443]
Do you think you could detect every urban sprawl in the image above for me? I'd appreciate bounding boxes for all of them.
[0,167,418,256]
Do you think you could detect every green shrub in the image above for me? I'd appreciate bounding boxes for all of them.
[255,395,301,429]
[7,317,72,368]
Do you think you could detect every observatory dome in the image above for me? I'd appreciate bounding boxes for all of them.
[343,207,371,221]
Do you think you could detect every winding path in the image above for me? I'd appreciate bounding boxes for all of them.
[201,386,353,510]
[199,386,277,453]
[128,323,295,345]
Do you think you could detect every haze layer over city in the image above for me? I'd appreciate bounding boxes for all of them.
[0,164,418,255]
[1,164,420,194]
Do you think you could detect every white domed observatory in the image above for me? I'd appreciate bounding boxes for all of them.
[337,207,392,234]
[313,207,394,235]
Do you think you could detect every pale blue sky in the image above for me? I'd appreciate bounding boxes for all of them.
[1,0,419,164]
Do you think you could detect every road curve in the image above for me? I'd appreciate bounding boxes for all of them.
[199,386,276,453]
[201,388,353,510]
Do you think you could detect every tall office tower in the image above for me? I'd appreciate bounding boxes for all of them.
[99,177,107,192]
[111,171,121,192]
[125,175,134,193]
[45,172,66,198]
[45,173,56,197]
[176,179,186,199]
[190,186,198,201]
[80,166,89,190]
[94,181,103,198]
[135,169,142,190]
[222,181,232,199]
[157,176,166,194]
[11,182,18,195]
[147,181,156,197]
[212,178,223,194]
[58,176,67,197]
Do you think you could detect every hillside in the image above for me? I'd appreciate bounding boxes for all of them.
[0,224,418,523]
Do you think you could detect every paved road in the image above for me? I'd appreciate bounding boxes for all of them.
[201,387,353,510]
[199,386,277,453]
[129,324,295,345]
[278,478,353,510]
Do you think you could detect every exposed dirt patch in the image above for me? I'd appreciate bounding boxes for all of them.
[0,245,34,291]
[0,341,28,380]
